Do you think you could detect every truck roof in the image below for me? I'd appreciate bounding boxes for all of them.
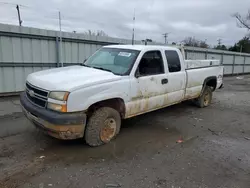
[104,45,179,51]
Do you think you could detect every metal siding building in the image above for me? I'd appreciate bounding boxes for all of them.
[0,23,250,95]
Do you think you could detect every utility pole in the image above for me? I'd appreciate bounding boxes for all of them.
[162,33,169,44]
[132,8,136,45]
[217,38,222,46]
[58,11,63,67]
[16,5,22,26]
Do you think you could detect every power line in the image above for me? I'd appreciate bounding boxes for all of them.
[0,2,58,27]
[0,1,59,15]
[0,2,29,8]
[0,1,168,43]
[0,5,138,38]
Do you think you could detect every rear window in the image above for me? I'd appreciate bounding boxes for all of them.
[165,50,181,72]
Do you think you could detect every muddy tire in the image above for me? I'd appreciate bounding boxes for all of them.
[195,86,213,108]
[85,107,121,147]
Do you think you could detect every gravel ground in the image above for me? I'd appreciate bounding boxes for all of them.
[0,75,250,188]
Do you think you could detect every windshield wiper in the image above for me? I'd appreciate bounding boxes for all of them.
[92,66,113,73]
[81,64,121,75]
[80,64,110,72]
[80,63,90,67]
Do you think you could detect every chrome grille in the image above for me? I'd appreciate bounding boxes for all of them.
[26,82,49,108]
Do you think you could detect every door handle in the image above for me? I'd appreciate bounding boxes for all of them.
[161,78,168,85]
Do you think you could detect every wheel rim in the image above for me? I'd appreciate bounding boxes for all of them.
[204,91,210,106]
[100,118,117,143]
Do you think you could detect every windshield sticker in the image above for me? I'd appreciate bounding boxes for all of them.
[118,52,131,57]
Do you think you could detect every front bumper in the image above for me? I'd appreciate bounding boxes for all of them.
[20,92,86,140]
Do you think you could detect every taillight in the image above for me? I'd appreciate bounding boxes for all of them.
[218,75,223,80]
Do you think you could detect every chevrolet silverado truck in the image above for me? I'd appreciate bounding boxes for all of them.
[20,45,224,146]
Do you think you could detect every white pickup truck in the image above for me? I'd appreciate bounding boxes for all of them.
[20,45,223,146]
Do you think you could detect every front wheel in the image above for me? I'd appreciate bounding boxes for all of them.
[195,86,213,108]
[85,107,121,147]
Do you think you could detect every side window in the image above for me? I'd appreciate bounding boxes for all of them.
[165,50,181,72]
[137,51,164,76]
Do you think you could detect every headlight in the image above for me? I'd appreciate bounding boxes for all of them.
[47,102,67,112]
[49,91,69,101]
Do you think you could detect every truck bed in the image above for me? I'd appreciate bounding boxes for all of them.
[184,61,223,100]
[185,60,221,69]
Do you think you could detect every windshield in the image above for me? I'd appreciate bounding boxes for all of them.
[84,48,140,75]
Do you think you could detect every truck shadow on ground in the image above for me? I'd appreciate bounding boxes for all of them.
[32,101,198,164]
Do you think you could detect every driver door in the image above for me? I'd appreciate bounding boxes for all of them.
[126,50,169,117]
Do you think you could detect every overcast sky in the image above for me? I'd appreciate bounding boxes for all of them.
[0,0,249,46]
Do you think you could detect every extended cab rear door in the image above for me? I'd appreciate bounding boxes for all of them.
[163,50,186,103]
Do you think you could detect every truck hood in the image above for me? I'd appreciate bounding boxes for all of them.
[27,66,122,91]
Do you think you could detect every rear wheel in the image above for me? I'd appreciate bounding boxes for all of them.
[85,107,121,147]
[195,86,212,108]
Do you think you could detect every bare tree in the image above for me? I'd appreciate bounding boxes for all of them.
[199,40,209,48]
[183,37,199,47]
[96,30,109,37]
[142,39,153,45]
[182,37,209,48]
[85,30,109,36]
[233,10,250,30]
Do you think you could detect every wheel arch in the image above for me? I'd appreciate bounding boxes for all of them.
[203,76,217,91]
[87,98,126,119]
